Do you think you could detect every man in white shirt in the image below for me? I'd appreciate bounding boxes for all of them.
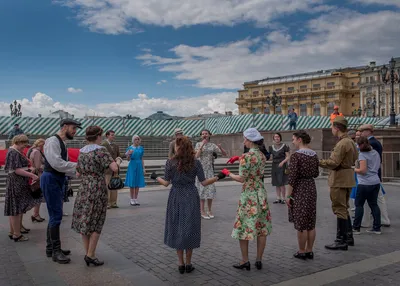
[41,119,81,264]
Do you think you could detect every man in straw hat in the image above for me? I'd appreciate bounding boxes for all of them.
[358,124,390,227]
[320,116,358,251]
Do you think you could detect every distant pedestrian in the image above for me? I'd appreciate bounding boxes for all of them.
[8,124,24,140]
[287,109,298,130]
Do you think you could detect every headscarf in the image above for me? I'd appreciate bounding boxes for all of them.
[243,128,263,142]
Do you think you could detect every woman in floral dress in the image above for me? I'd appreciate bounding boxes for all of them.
[195,129,227,219]
[225,128,272,271]
[286,130,319,260]
[71,126,118,267]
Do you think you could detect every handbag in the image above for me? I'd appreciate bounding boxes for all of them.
[29,170,42,199]
[108,168,124,190]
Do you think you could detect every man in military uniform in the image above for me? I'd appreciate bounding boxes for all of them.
[320,116,358,251]
[101,130,122,208]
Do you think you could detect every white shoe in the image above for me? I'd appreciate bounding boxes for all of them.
[201,214,210,219]
[130,199,136,206]
[63,213,68,216]
[135,199,140,206]
[207,212,215,219]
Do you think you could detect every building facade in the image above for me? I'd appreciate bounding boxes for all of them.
[236,67,365,116]
[359,59,400,117]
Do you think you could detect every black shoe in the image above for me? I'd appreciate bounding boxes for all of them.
[46,249,71,257]
[255,261,262,270]
[325,241,348,251]
[178,265,185,274]
[293,252,307,260]
[273,200,281,204]
[31,215,45,223]
[185,264,195,273]
[305,252,314,259]
[84,256,104,267]
[233,261,250,271]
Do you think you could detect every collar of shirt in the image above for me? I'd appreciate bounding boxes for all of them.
[106,139,113,145]
[368,136,374,140]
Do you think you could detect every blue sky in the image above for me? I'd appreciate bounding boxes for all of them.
[0,0,399,118]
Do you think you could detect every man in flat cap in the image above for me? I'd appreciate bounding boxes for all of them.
[320,116,358,251]
[41,119,81,264]
[358,124,390,227]
[168,128,184,159]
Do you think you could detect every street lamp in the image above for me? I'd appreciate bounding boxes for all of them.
[266,92,282,114]
[381,57,400,126]
[9,100,22,117]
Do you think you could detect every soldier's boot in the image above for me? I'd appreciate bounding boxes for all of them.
[46,225,71,257]
[50,226,71,264]
[335,217,354,246]
[325,218,348,251]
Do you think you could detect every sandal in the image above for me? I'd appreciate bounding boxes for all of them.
[21,226,30,233]
[13,235,29,242]
[8,232,13,240]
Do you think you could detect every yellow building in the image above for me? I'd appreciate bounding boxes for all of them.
[236,67,365,116]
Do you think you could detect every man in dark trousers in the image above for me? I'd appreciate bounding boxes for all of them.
[358,124,390,227]
[320,116,358,250]
[41,119,81,264]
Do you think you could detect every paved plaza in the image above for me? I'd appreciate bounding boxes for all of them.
[1,179,400,286]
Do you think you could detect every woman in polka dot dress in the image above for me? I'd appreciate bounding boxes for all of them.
[151,136,225,274]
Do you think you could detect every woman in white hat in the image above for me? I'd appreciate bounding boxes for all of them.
[222,128,272,271]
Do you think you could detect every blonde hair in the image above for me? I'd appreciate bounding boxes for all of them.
[12,134,29,146]
[32,138,45,148]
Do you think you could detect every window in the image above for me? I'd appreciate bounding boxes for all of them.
[287,87,295,93]
[252,107,260,113]
[352,103,355,107]
[312,95,320,100]
[327,93,336,98]
[300,104,307,116]
[300,85,307,91]
[327,102,334,115]
[275,106,282,115]
[264,107,270,114]
[287,97,294,102]
[275,88,282,94]
[351,82,355,87]
[264,89,270,95]
[252,91,259,96]
[313,104,321,116]
[327,82,335,89]
[366,87,372,94]
[313,84,321,90]
[366,77,369,83]
[370,76,374,83]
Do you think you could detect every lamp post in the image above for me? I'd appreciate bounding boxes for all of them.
[381,57,400,126]
[266,92,282,114]
[9,100,22,117]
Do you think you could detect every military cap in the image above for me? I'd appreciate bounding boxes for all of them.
[60,118,82,129]
[174,128,183,135]
[333,116,348,127]
[358,124,374,132]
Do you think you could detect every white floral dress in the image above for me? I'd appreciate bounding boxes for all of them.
[195,142,221,199]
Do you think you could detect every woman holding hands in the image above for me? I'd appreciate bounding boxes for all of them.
[222,128,272,271]
[195,129,227,219]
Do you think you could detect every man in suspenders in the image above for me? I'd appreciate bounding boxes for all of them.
[41,119,81,264]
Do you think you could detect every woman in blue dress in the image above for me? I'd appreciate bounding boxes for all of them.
[125,135,146,206]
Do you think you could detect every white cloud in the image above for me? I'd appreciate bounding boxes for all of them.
[67,87,83,93]
[59,0,327,34]
[0,92,238,118]
[136,10,400,89]
[156,79,167,85]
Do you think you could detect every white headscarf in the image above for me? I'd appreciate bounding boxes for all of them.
[132,135,141,143]
[243,128,263,142]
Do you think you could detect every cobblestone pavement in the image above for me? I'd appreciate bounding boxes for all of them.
[1,179,400,285]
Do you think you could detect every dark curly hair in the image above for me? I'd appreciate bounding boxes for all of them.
[85,125,103,142]
[174,136,195,173]
[293,130,311,144]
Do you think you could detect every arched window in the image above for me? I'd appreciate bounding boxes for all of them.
[300,104,307,116]
[275,106,282,115]
[327,102,334,115]
[313,104,321,116]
